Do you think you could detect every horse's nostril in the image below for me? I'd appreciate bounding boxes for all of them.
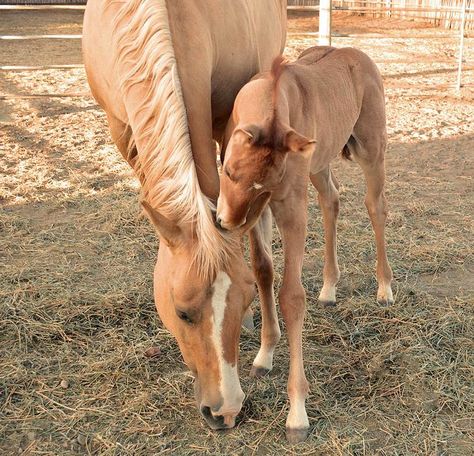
[201,405,211,418]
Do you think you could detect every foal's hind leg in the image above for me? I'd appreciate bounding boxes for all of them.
[350,137,394,305]
[310,167,341,305]
[249,207,281,377]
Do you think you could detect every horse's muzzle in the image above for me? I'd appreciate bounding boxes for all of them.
[200,406,237,430]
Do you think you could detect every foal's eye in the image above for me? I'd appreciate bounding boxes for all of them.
[176,309,193,324]
[224,167,234,181]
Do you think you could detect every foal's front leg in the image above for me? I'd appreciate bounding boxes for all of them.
[271,188,310,443]
[249,207,281,376]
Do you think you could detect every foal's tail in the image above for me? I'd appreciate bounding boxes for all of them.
[341,143,352,160]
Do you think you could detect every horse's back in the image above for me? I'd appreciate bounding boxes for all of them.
[83,0,286,129]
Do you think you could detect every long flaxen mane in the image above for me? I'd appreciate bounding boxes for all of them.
[111,0,237,278]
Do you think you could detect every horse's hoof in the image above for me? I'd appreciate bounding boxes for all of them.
[286,427,309,444]
[377,298,394,307]
[250,365,271,378]
[319,299,336,308]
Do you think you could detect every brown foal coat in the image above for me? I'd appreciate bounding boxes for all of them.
[218,46,394,441]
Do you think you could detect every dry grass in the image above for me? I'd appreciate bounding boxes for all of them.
[1,11,474,455]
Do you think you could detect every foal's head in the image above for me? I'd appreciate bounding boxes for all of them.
[142,202,256,430]
[216,78,315,230]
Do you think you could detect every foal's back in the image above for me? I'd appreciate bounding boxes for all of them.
[296,46,384,94]
[288,46,386,174]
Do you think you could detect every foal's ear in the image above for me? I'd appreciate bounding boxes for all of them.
[233,125,261,146]
[284,129,316,155]
[141,200,182,248]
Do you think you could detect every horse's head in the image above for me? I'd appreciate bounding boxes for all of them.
[217,121,315,231]
[142,202,256,429]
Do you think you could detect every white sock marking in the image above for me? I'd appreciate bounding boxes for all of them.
[286,396,309,430]
[319,284,336,303]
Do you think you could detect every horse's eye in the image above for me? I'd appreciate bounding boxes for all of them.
[176,309,193,324]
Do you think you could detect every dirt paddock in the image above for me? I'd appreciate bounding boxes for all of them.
[1,10,473,456]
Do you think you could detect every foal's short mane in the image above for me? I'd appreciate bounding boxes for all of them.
[253,55,291,151]
[255,55,301,151]
[111,0,237,279]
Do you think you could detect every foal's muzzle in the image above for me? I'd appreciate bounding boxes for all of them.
[215,215,246,231]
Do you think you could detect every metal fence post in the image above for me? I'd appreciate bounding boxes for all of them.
[319,0,332,45]
[456,0,467,91]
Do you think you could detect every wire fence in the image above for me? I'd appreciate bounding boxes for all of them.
[288,0,473,29]
[1,0,472,30]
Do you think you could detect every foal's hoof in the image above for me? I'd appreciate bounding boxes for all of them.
[377,298,394,307]
[377,286,394,306]
[250,365,271,378]
[286,427,309,444]
[319,299,336,308]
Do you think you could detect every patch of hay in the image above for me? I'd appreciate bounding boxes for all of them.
[1,10,473,456]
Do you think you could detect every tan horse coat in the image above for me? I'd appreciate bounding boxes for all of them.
[83,0,286,432]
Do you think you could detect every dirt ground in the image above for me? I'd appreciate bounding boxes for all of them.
[1,9,473,456]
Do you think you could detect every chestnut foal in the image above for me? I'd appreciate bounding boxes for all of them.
[217,46,394,441]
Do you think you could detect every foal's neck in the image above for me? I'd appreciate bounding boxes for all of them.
[273,70,304,131]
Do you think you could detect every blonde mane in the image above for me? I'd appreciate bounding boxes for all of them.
[111,0,237,278]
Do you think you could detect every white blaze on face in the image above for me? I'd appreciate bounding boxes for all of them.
[210,271,244,416]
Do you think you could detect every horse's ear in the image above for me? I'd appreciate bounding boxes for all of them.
[141,200,182,248]
[284,129,316,155]
[233,125,261,146]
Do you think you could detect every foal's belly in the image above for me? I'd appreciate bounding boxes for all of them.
[309,146,340,175]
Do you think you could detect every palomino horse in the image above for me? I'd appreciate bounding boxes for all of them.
[83,0,286,432]
[217,46,394,441]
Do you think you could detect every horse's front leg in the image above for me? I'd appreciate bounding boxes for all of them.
[249,206,281,376]
[271,185,310,443]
